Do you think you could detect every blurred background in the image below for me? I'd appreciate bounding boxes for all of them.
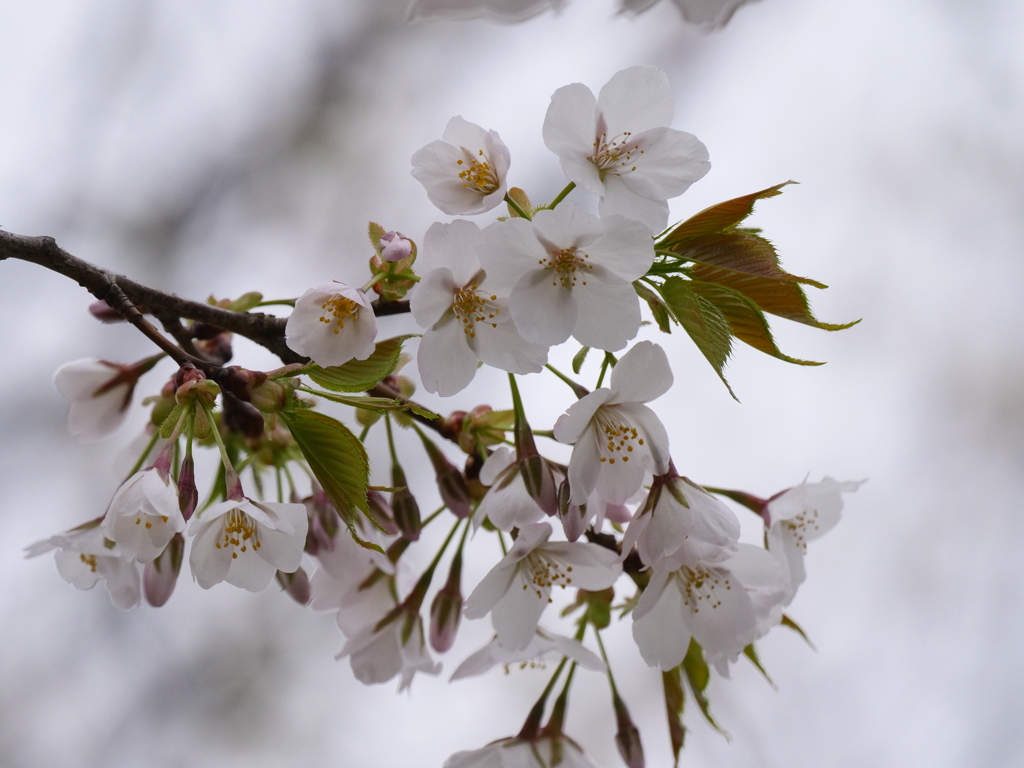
[1,0,1022,766]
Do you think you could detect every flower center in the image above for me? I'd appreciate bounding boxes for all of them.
[782,507,820,553]
[134,514,169,529]
[452,283,500,338]
[318,295,360,335]
[79,553,98,573]
[595,408,644,465]
[538,247,593,289]
[522,553,574,601]
[591,131,642,176]
[456,150,499,194]
[215,508,262,560]
[679,565,730,613]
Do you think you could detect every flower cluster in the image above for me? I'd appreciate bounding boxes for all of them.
[27,63,859,768]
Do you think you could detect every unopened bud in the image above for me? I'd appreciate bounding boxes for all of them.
[143,533,184,607]
[379,231,414,263]
[519,454,558,516]
[429,571,463,653]
[276,567,311,605]
[196,332,233,365]
[367,490,400,536]
[221,392,265,438]
[88,300,125,323]
[558,480,587,542]
[391,464,421,541]
[177,455,198,520]
[418,431,472,519]
[614,694,645,768]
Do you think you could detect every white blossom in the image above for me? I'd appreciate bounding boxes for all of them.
[101,467,185,563]
[542,66,710,232]
[408,0,564,22]
[464,522,621,650]
[619,0,758,29]
[475,447,546,532]
[53,359,136,442]
[411,116,511,215]
[285,282,377,367]
[338,609,441,691]
[25,523,141,610]
[451,626,604,680]
[766,477,864,605]
[479,205,653,350]
[411,220,547,396]
[622,476,740,567]
[554,341,672,504]
[631,539,786,671]
[445,735,599,768]
[188,497,307,592]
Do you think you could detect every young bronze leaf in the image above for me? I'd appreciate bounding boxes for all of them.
[742,644,776,688]
[661,181,796,245]
[682,638,730,739]
[280,410,369,524]
[688,280,823,365]
[781,614,816,649]
[306,335,414,392]
[659,277,736,397]
[673,232,827,289]
[663,667,687,767]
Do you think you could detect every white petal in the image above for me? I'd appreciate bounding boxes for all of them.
[473,317,548,375]
[570,273,642,351]
[285,283,377,367]
[54,548,104,590]
[608,341,673,404]
[540,542,622,589]
[509,269,578,347]
[477,469,545,531]
[632,569,691,669]
[188,521,232,589]
[554,389,612,443]
[598,175,668,233]
[464,561,520,620]
[584,214,655,282]
[224,549,278,592]
[97,556,143,610]
[411,267,457,329]
[596,66,673,137]
[417,318,481,397]
[419,219,484,284]
[542,82,597,159]
[685,565,758,660]
[478,218,550,295]
[343,623,404,685]
[479,446,515,486]
[490,567,550,651]
[567,425,604,505]
[616,126,710,201]
[613,402,671,475]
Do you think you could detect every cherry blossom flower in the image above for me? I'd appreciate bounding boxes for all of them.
[53,359,138,442]
[451,626,603,680]
[101,467,185,563]
[25,523,141,610]
[622,475,740,567]
[188,497,307,592]
[542,66,710,232]
[464,522,622,650]
[411,117,511,215]
[310,524,399,639]
[766,477,864,605]
[474,447,546,532]
[411,220,547,396]
[445,735,599,768]
[631,539,786,670]
[338,608,441,691]
[554,341,672,504]
[408,0,564,22]
[618,0,758,29]
[479,205,653,350]
[285,282,377,367]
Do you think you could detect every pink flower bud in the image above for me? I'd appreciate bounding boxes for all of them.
[366,490,400,536]
[429,579,463,653]
[88,300,125,323]
[177,455,198,521]
[276,567,311,605]
[614,694,645,768]
[379,231,414,263]
[391,465,421,541]
[143,533,184,607]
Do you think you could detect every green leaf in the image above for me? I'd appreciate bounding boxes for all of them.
[682,639,730,739]
[742,644,776,689]
[662,667,687,767]
[661,181,796,245]
[368,222,388,256]
[634,280,672,333]
[781,614,816,649]
[658,277,737,398]
[305,391,418,413]
[280,410,369,526]
[305,335,414,393]
[688,280,823,365]
[572,345,591,375]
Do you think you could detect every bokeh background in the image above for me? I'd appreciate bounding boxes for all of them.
[1,0,1022,766]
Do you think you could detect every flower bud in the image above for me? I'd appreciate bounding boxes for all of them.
[88,300,125,323]
[177,454,198,521]
[429,565,463,653]
[367,490,400,536]
[391,465,421,541]
[417,431,472,519]
[143,533,184,607]
[557,479,587,542]
[519,454,558,516]
[196,332,233,365]
[221,392,265,438]
[379,231,414,263]
[276,567,311,605]
[613,694,645,768]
